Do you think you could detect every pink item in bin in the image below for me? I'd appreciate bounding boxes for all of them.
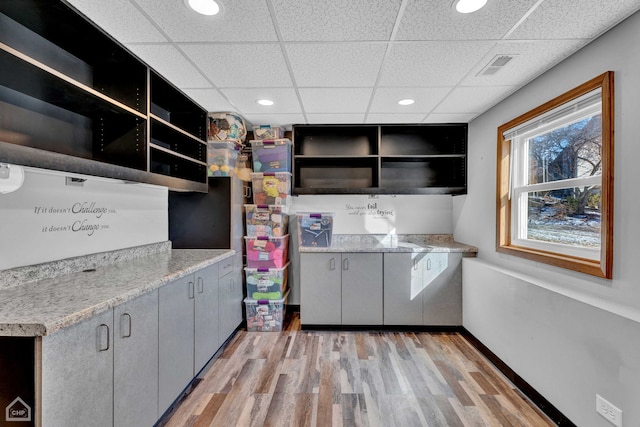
[245,235,290,268]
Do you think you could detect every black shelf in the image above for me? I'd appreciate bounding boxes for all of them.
[292,124,467,195]
[150,118,206,163]
[294,125,378,156]
[0,0,208,191]
[150,72,206,141]
[150,147,207,184]
[0,0,147,113]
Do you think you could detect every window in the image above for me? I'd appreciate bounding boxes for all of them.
[496,72,614,278]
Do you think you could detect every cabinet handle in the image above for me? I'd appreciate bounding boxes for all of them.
[97,324,110,352]
[245,186,252,198]
[329,258,336,270]
[197,277,204,294]
[426,258,431,271]
[189,281,195,299]
[229,279,234,292]
[343,258,349,271]
[413,259,418,270]
[120,313,132,338]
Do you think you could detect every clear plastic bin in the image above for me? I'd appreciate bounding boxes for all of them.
[252,125,284,140]
[250,139,292,173]
[244,291,289,332]
[245,235,290,268]
[245,204,289,237]
[250,172,292,205]
[244,262,289,300]
[297,212,334,247]
[207,141,239,177]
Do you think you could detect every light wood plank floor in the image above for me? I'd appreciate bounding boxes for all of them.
[160,313,555,427]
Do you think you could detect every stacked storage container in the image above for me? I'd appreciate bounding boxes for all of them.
[244,126,291,332]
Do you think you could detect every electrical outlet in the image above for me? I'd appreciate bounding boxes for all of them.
[596,394,622,427]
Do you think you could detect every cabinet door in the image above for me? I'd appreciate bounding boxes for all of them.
[195,263,219,374]
[218,258,243,347]
[383,253,424,325]
[341,253,383,325]
[423,253,463,326]
[300,253,342,325]
[41,309,113,427]
[159,274,195,414]
[113,290,159,427]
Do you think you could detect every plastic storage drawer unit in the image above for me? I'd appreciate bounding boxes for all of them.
[297,212,334,247]
[245,204,289,237]
[245,291,289,332]
[245,235,290,269]
[250,139,292,173]
[244,262,289,300]
[251,172,292,205]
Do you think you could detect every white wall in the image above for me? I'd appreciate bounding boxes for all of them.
[291,194,453,235]
[454,10,640,426]
[0,166,168,270]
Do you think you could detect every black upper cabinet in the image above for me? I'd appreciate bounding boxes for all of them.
[293,124,467,195]
[0,0,207,191]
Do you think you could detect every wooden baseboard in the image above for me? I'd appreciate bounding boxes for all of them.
[461,328,576,427]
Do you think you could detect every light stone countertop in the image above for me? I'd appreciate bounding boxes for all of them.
[0,248,234,337]
[298,234,478,254]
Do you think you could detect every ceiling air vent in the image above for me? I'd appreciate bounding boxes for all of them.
[477,55,516,76]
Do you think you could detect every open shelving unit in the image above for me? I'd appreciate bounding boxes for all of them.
[0,0,208,191]
[293,124,467,195]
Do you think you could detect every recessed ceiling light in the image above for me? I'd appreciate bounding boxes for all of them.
[454,0,487,14]
[256,99,274,106]
[398,99,415,106]
[185,0,221,16]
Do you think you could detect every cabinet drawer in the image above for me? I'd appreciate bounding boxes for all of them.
[219,257,234,278]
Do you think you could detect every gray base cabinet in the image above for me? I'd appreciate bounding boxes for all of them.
[195,264,219,374]
[113,290,159,427]
[300,252,383,325]
[218,254,243,345]
[39,257,240,426]
[384,252,462,326]
[41,309,114,427]
[159,273,195,414]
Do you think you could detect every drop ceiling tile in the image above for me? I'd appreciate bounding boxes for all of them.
[365,113,427,123]
[396,0,538,40]
[299,88,373,113]
[126,44,210,88]
[286,43,388,87]
[272,0,402,41]
[378,41,495,87]
[66,0,167,43]
[181,44,292,88]
[369,87,451,113]
[306,114,366,124]
[221,88,301,114]
[133,0,277,42]
[182,89,235,112]
[242,114,306,129]
[424,113,477,123]
[509,0,640,40]
[461,40,589,87]
[433,86,519,114]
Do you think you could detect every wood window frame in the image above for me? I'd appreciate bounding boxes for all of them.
[496,71,614,279]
